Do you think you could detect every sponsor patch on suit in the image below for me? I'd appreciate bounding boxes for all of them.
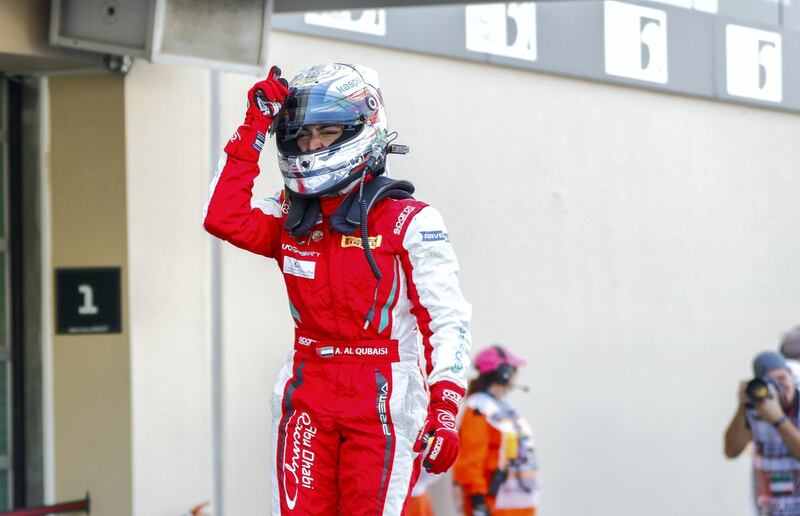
[283,257,316,279]
[420,230,448,242]
[341,235,382,249]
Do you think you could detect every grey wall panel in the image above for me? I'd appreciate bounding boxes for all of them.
[786,0,800,32]
[535,1,606,79]
[717,0,780,26]
[389,6,473,61]
[783,30,800,109]
[273,2,800,114]
[659,6,715,95]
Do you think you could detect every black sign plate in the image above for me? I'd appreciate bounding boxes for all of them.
[56,268,122,334]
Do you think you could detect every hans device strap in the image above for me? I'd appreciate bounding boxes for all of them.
[284,176,415,239]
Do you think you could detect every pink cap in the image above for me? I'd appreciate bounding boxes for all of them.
[474,346,527,374]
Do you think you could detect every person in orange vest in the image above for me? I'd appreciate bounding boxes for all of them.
[454,346,540,516]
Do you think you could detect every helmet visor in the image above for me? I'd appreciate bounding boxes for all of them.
[272,87,379,141]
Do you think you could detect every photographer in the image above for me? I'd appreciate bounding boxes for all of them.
[724,351,800,515]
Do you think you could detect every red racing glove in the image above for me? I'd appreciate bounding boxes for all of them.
[244,65,289,130]
[226,65,290,162]
[413,381,465,474]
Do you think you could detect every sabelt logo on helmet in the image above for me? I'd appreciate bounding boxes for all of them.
[282,411,318,509]
[436,408,456,430]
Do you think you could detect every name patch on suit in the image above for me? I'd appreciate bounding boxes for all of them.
[283,257,316,279]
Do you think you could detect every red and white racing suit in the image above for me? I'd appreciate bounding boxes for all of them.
[203,124,472,515]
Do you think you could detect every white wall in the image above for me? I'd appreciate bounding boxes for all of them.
[125,61,215,515]
[210,31,800,516]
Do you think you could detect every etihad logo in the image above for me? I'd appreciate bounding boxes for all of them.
[341,235,382,249]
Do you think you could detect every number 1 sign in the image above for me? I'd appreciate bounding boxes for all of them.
[56,268,121,334]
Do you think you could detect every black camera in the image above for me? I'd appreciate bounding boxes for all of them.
[745,376,781,404]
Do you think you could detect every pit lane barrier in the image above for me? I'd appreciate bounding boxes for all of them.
[0,493,90,516]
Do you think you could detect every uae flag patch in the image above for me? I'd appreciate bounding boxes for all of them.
[317,346,334,359]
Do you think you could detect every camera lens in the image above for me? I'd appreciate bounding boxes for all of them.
[746,378,771,403]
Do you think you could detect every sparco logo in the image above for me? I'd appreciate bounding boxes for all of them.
[393,206,415,235]
[297,336,316,346]
[429,436,444,461]
[336,77,362,95]
[283,411,318,509]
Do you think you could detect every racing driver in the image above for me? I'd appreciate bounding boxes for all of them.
[203,63,472,515]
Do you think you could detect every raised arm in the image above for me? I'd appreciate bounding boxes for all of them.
[203,66,289,258]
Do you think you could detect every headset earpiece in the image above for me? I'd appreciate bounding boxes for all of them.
[492,346,514,385]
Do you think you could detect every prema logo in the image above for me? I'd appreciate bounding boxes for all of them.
[725,25,782,102]
[377,381,391,436]
[465,3,537,62]
[604,1,668,84]
[304,10,387,36]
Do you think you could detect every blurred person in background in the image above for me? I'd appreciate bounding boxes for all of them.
[203,64,472,514]
[453,346,539,516]
[724,351,800,515]
[779,326,800,384]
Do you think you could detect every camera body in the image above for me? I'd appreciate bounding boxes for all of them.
[745,376,781,404]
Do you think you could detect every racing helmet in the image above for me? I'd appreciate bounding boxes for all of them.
[271,63,389,197]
